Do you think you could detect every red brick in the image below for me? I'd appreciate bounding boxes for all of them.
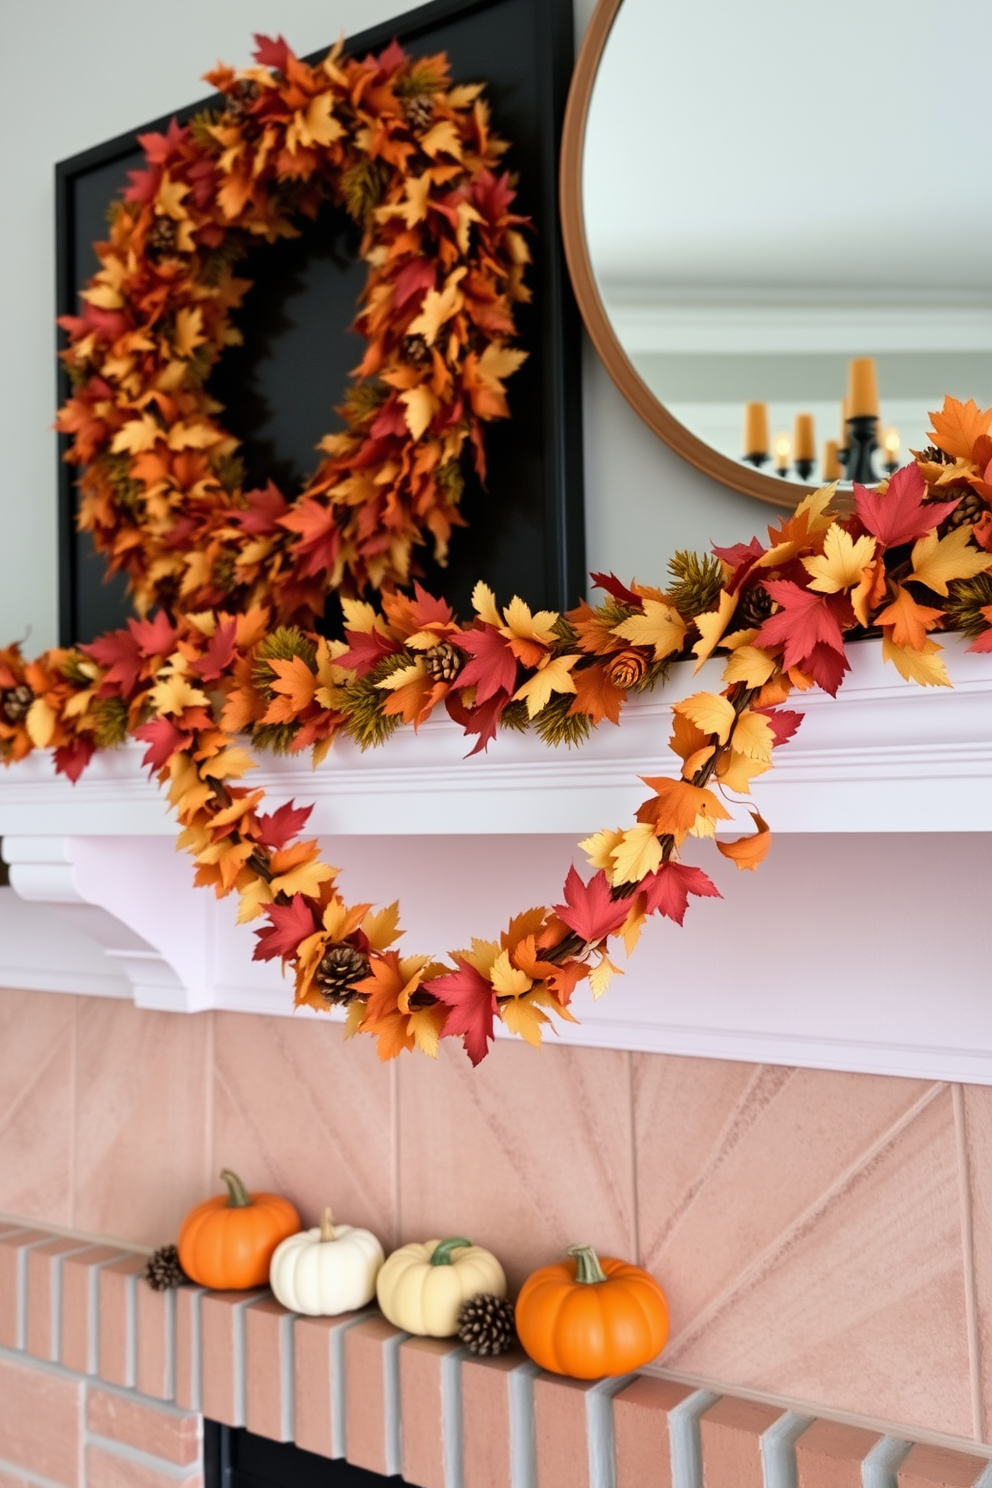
[462,1349,532,1488]
[87,1385,200,1467]
[98,1253,147,1387]
[533,1374,598,1488]
[614,1376,698,1488]
[86,1444,202,1488]
[0,1229,51,1349]
[136,1279,174,1401]
[245,1297,294,1443]
[175,1285,205,1412]
[0,1470,31,1488]
[796,1420,884,1488]
[344,1315,406,1478]
[898,1443,992,1488]
[200,1289,266,1428]
[0,1355,83,1487]
[293,1310,369,1459]
[400,1336,462,1488]
[61,1246,127,1375]
[700,1396,787,1488]
[26,1238,90,1362]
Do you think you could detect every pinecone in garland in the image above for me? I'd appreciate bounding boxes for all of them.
[145,1244,187,1291]
[1,684,33,724]
[918,445,955,466]
[147,217,178,259]
[457,1293,516,1356]
[606,649,647,690]
[424,640,462,683]
[737,582,774,629]
[315,944,371,1005]
[402,333,432,367]
[227,78,260,120]
[942,490,989,531]
[403,93,436,131]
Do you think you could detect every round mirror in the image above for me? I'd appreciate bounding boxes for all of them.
[562,0,992,507]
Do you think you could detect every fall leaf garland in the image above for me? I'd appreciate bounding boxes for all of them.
[56,34,531,621]
[4,396,992,1061]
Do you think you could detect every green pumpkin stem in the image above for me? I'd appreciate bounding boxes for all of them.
[220,1169,252,1209]
[567,1244,608,1285]
[431,1237,472,1266]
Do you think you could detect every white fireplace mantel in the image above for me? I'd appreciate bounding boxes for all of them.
[0,635,990,1084]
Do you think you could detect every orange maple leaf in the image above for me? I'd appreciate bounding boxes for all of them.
[928,396,992,462]
[637,776,732,844]
[716,811,771,871]
[875,585,944,651]
[568,664,624,725]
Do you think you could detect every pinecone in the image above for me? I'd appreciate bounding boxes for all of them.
[147,217,178,259]
[918,444,954,466]
[942,490,989,530]
[145,1245,187,1291]
[424,640,462,683]
[457,1293,516,1356]
[403,94,436,131]
[226,78,260,120]
[402,333,432,366]
[737,583,773,629]
[315,945,371,1005]
[606,650,647,690]
[1,684,33,724]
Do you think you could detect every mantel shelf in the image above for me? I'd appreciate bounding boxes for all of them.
[0,635,989,1086]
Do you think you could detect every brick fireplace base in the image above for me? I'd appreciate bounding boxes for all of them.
[1,1220,991,1488]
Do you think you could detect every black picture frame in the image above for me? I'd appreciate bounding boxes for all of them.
[54,0,584,646]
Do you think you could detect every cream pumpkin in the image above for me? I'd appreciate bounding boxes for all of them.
[376,1237,506,1337]
[269,1207,384,1316]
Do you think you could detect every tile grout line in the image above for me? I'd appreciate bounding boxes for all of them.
[666,1081,948,1358]
[390,1058,401,1252]
[953,1082,985,1440]
[69,999,78,1232]
[626,1049,641,1266]
[204,1010,216,1204]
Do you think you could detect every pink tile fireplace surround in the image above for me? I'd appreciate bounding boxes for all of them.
[3,984,992,1487]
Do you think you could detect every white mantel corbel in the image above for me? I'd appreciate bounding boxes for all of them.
[0,635,990,1081]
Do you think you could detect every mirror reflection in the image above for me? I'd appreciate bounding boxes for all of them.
[583,0,992,487]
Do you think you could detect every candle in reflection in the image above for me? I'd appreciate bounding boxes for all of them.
[822,439,841,480]
[847,357,879,419]
[838,398,850,441]
[883,427,900,473]
[774,434,791,477]
[743,401,769,461]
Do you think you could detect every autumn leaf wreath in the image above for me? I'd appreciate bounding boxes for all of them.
[3,34,992,1063]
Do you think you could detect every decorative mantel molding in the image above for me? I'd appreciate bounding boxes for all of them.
[0,636,990,1081]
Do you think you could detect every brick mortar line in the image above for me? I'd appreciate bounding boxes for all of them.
[0,1448,79,1488]
[954,1081,986,1440]
[83,1429,201,1482]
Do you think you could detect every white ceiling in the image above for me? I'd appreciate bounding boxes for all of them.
[584,0,992,296]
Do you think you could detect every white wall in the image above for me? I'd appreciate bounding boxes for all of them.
[0,0,768,652]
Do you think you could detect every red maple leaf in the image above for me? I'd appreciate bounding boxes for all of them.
[131,611,177,659]
[84,627,143,694]
[641,862,721,925]
[756,581,846,672]
[393,258,436,310]
[255,800,314,852]
[433,957,497,1066]
[133,717,191,771]
[445,690,506,755]
[713,537,764,570]
[456,626,518,702]
[236,482,290,536]
[280,499,340,579]
[136,118,187,165]
[854,464,960,548]
[253,895,319,963]
[801,642,850,697]
[338,627,399,677]
[590,571,642,607]
[54,738,96,783]
[754,707,804,746]
[193,617,238,684]
[553,867,628,943]
[253,33,290,70]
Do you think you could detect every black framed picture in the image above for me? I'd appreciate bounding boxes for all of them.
[55,0,583,646]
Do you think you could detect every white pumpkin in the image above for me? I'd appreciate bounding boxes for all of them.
[376,1237,506,1337]
[269,1207,384,1316]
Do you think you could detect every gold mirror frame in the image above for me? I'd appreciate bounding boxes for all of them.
[560,0,806,511]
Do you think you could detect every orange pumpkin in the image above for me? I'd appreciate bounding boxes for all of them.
[515,1244,669,1379]
[177,1169,300,1290]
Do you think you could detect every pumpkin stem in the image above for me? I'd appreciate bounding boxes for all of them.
[567,1244,608,1285]
[320,1206,337,1242]
[431,1237,472,1266]
[220,1169,252,1209]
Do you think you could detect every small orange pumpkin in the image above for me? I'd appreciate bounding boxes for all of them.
[177,1169,300,1290]
[515,1244,669,1379]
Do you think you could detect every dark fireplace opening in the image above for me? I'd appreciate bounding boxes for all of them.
[205,1422,411,1487]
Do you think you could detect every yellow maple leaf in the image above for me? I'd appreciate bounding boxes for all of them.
[729,709,775,763]
[672,691,737,744]
[25,697,56,748]
[451,936,501,979]
[340,597,386,635]
[589,951,622,999]
[721,645,777,688]
[236,876,274,923]
[715,750,771,794]
[802,526,877,595]
[80,283,124,310]
[475,342,528,394]
[499,994,550,1047]
[156,173,189,220]
[471,581,502,628]
[407,272,466,345]
[174,307,206,360]
[149,672,210,716]
[907,526,992,596]
[270,857,336,899]
[490,949,533,997]
[167,421,222,451]
[111,415,161,456]
[609,823,663,884]
[400,385,439,441]
[612,599,687,661]
[362,902,403,952]
[298,92,344,148]
[420,119,463,159]
[580,827,625,872]
[501,595,558,647]
[881,635,951,687]
[513,654,578,718]
[199,746,256,780]
[692,590,738,670]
